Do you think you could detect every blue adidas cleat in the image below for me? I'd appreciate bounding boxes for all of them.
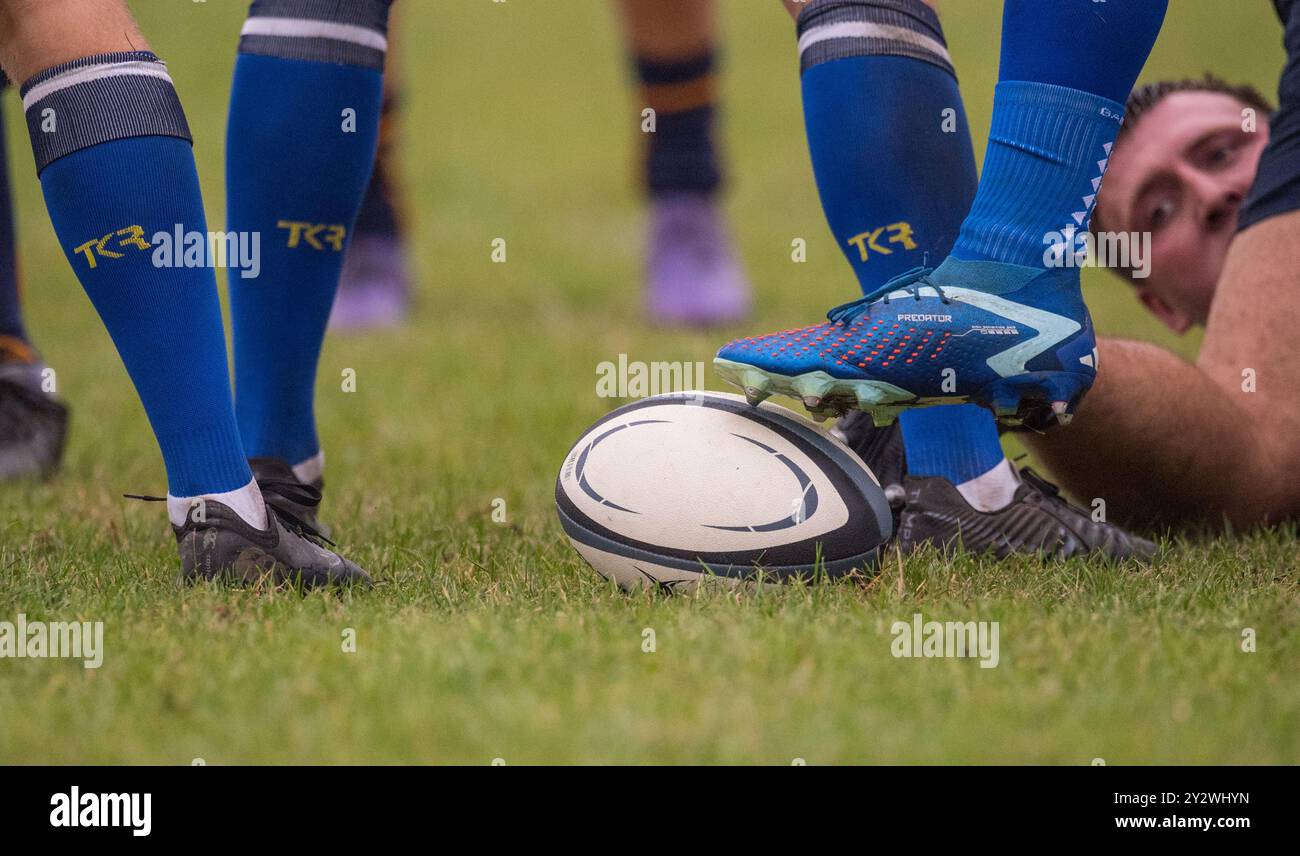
[714,257,1098,427]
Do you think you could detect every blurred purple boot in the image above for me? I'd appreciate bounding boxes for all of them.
[330,93,411,332]
[645,192,751,328]
[330,233,410,332]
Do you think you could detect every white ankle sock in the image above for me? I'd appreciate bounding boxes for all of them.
[167,479,267,529]
[954,458,1020,513]
[291,451,325,485]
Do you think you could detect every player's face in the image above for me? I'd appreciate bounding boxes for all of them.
[1095,92,1269,333]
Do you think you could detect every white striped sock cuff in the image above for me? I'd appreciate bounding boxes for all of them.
[20,51,191,174]
[239,0,395,69]
[796,0,954,77]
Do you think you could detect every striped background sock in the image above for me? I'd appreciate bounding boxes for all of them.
[635,51,721,196]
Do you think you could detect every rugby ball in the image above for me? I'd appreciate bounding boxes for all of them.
[555,391,892,590]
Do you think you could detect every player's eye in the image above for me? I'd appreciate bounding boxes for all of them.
[1194,133,1242,170]
[1149,197,1177,231]
[1206,145,1235,166]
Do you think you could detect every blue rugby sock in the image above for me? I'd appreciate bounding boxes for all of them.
[898,405,1018,510]
[998,0,1169,106]
[796,0,1012,507]
[797,0,975,284]
[22,52,262,525]
[952,0,1169,267]
[228,0,391,476]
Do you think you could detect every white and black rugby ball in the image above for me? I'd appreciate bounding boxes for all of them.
[555,391,892,590]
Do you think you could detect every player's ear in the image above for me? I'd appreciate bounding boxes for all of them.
[1138,290,1193,334]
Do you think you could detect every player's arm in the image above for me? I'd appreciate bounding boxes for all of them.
[1023,332,1291,529]
[1024,0,1300,530]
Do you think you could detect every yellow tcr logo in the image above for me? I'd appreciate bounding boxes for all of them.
[847,221,917,262]
[277,220,346,252]
[74,225,150,269]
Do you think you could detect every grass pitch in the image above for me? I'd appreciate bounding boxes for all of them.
[0,1,1296,764]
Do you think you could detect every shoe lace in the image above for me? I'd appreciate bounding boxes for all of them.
[824,266,950,325]
[1018,467,1098,523]
[124,475,334,545]
[256,476,333,545]
[1019,467,1062,499]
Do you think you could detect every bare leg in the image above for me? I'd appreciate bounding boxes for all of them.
[0,0,146,82]
[1026,212,1300,529]
[619,0,715,60]
[618,0,749,326]
[0,0,269,522]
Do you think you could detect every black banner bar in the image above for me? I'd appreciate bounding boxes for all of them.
[0,765,1286,841]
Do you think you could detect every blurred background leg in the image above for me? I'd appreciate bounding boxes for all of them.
[618,0,751,327]
[331,6,412,333]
